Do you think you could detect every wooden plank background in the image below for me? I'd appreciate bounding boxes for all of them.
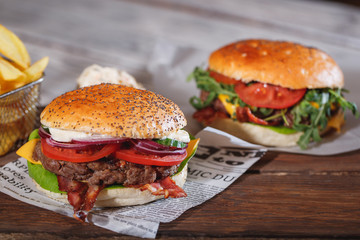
[0,0,360,239]
[0,0,359,105]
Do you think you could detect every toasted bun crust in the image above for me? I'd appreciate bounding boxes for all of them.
[40,83,187,139]
[34,165,188,207]
[209,118,303,147]
[209,39,344,89]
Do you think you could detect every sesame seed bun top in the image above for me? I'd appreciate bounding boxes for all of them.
[40,84,187,139]
[208,39,344,89]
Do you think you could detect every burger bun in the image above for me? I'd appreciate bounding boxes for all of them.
[209,39,344,89]
[40,84,187,139]
[209,118,303,147]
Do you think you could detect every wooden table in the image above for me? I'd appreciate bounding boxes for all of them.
[1,0,360,239]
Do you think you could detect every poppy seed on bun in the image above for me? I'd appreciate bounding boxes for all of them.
[18,83,198,221]
[40,83,187,139]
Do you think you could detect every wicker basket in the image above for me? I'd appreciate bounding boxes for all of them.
[0,77,43,156]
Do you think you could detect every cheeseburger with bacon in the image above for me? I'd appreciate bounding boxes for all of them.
[188,39,358,149]
[17,83,199,221]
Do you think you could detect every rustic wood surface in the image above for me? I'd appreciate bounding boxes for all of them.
[1,0,360,239]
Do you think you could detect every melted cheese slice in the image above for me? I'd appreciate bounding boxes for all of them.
[327,110,345,132]
[186,138,200,157]
[218,94,238,119]
[16,139,42,165]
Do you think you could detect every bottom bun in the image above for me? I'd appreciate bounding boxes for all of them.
[34,165,188,207]
[209,118,303,147]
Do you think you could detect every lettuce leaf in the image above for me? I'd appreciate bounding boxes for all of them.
[28,161,65,193]
[252,124,298,134]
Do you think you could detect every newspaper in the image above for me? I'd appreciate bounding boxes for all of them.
[0,127,266,238]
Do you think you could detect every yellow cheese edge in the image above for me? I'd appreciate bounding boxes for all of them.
[186,138,200,157]
[218,94,238,119]
[16,139,42,165]
[327,110,345,133]
[309,101,344,132]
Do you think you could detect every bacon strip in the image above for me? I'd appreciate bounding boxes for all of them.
[193,106,228,125]
[244,107,269,125]
[57,175,186,222]
[140,176,187,198]
[57,175,104,221]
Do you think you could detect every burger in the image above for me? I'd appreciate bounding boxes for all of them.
[187,39,358,149]
[17,83,199,221]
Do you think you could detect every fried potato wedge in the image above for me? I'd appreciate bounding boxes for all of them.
[0,24,30,70]
[0,78,26,94]
[0,56,26,81]
[24,56,49,83]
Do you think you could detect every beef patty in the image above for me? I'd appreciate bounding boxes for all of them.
[33,142,179,186]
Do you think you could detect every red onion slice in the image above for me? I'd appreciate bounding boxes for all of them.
[45,137,91,149]
[136,140,170,150]
[39,126,186,155]
[132,140,187,156]
[38,126,51,139]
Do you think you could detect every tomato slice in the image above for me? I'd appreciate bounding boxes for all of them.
[209,70,306,109]
[209,70,239,84]
[234,82,306,109]
[115,148,187,166]
[41,140,118,163]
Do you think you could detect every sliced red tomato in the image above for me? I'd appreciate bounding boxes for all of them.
[234,81,306,109]
[115,148,187,166]
[209,70,306,109]
[209,70,239,85]
[41,140,118,163]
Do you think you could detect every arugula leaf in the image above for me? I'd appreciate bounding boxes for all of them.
[329,89,359,118]
[187,67,238,109]
[259,108,274,116]
[188,67,359,149]
[292,89,359,149]
[264,109,288,124]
